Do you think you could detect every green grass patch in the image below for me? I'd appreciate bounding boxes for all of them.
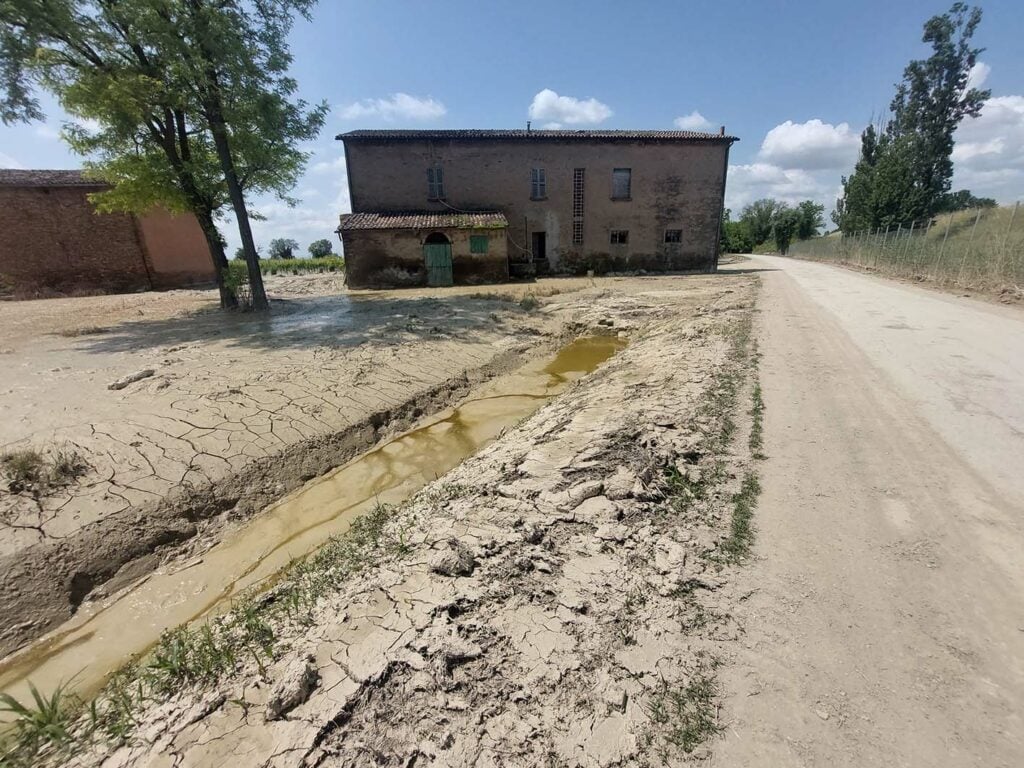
[645,662,722,760]
[719,472,760,563]
[1,446,88,496]
[749,382,765,460]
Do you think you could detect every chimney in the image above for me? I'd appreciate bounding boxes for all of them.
[720,125,725,136]
[527,121,532,133]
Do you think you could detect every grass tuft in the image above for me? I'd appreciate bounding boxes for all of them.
[749,382,765,459]
[646,663,721,759]
[719,472,760,563]
[0,681,80,764]
[1,446,88,496]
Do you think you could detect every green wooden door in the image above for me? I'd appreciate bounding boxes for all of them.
[424,243,453,286]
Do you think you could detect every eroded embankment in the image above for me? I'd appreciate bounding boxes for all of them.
[0,340,553,659]
[0,335,626,709]
[2,276,760,768]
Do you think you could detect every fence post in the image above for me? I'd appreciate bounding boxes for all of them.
[957,208,983,284]
[900,220,915,274]
[878,224,889,268]
[918,218,933,272]
[933,211,953,279]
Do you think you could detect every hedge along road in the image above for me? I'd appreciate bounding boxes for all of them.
[713,255,1024,766]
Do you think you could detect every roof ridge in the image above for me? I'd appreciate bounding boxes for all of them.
[337,128,738,142]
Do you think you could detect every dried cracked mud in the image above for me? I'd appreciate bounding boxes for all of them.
[2,271,760,767]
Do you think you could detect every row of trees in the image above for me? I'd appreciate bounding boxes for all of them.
[1,0,327,311]
[234,238,335,261]
[722,199,825,255]
[834,3,991,233]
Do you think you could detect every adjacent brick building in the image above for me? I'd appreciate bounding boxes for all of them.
[336,128,738,288]
[0,170,216,297]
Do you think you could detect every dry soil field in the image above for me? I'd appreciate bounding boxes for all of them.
[3,261,1023,768]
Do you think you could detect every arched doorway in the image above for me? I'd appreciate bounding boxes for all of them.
[423,232,453,286]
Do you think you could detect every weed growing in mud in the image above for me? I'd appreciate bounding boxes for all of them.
[719,472,760,563]
[0,681,79,765]
[519,294,540,311]
[645,662,722,760]
[1,446,88,496]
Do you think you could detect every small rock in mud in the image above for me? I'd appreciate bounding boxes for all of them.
[594,523,630,543]
[265,655,319,721]
[108,368,156,390]
[654,539,688,575]
[604,466,639,500]
[428,538,476,576]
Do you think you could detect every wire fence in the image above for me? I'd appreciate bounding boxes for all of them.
[788,202,1023,293]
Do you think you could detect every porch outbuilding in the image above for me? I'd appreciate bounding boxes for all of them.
[336,211,509,288]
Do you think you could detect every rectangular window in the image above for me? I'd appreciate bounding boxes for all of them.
[572,168,585,245]
[530,168,547,199]
[664,229,682,243]
[611,168,631,200]
[610,230,629,245]
[469,234,489,254]
[427,166,445,200]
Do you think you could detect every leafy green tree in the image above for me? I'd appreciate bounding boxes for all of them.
[740,199,784,246]
[268,238,299,259]
[308,238,334,258]
[795,201,825,240]
[772,206,800,255]
[835,4,989,231]
[886,2,989,214]
[719,209,753,254]
[0,0,326,311]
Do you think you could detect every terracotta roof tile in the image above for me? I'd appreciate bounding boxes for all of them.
[338,129,738,143]
[337,211,508,231]
[0,169,108,187]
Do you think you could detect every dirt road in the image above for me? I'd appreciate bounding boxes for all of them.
[714,257,1024,766]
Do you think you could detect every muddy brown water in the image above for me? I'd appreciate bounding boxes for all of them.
[0,335,625,712]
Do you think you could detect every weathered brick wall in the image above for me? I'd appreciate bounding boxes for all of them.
[342,227,509,289]
[0,186,151,296]
[137,208,216,289]
[344,137,730,274]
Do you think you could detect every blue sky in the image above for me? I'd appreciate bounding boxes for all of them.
[2,0,1022,254]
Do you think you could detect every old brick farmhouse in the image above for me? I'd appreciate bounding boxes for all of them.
[0,169,216,297]
[336,128,738,288]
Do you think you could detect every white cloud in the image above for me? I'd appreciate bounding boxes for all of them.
[674,110,713,131]
[338,93,446,122]
[758,119,860,171]
[527,89,612,126]
[542,122,563,130]
[966,61,991,91]
[952,94,1024,202]
[0,152,25,169]
[725,162,839,213]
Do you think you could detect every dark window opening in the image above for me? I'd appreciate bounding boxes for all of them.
[610,230,629,245]
[427,166,445,200]
[531,168,547,199]
[424,232,450,245]
[664,229,682,243]
[469,234,489,254]
[611,168,631,200]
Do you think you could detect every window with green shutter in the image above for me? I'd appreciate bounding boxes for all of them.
[470,234,489,254]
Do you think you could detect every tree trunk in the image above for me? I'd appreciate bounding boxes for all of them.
[196,210,237,309]
[207,109,268,312]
